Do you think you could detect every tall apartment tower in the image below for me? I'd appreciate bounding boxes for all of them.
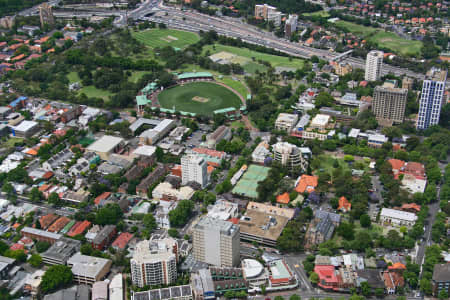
[39,3,55,28]
[364,50,384,81]
[372,84,408,125]
[192,216,240,267]
[285,14,298,37]
[417,68,448,130]
[181,154,208,188]
[273,142,307,172]
[130,238,178,288]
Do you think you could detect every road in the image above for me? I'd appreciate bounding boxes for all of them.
[136,1,434,81]
[12,195,78,216]
[19,0,61,16]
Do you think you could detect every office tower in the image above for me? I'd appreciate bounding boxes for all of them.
[364,50,384,81]
[372,84,408,124]
[130,238,178,288]
[192,216,240,267]
[181,154,208,188]
[417,68,447,130]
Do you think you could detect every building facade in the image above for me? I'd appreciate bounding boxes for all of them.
[181,154,208,188]
[130,238,178,288]
[372,85,408,124]
[273,142,307,171]
[364,50,383,81]
[416,68,447,130]
[192,217,240,267]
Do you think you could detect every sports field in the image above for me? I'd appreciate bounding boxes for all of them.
[369,31,422,56]
[232,165,270,199]
[335,20,378,35]
[334,21,423,56]
[204,44,304,69]
[157,82,242,116]
[132,29,200,49]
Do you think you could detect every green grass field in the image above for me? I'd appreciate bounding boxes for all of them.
[203,44,304,69]
[132,29,200,49]
[79,86,113,101]
[335,20,378,35]
[158,82,242,116]
[303,10,330,17]
[217,76,249,99]
[369,31,423,56]
[334,21,423,56]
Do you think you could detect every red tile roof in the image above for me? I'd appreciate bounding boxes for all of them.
[315,265,339,289]
[48,216,70,233]
[192,147,226,159]
[228,218,239,225]
[276,192,290,204]
[388,159,405,171]
[94,192,111,206]
[39,214,58,229]
[388,262,406,270]
[401,203,421,212]
[111,232,133,249]
[67,220,91,237]
[295,175,318,193]
[338,196,351,212]
[10,243,24,251]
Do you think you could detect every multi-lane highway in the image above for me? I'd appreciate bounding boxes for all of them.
[135,1,429,81]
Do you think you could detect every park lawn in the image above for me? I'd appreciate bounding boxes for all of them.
[78,85,113,101]
[231,120,246,128]
[158,81,242,116]
[335,20,378,36]
[129,71,150,83]
[334,21,423,56]
[303,10,330,17]
[369,31,423,56]
[314,154,351,176]
[243,61,268,74]
[132,29,200,49]
[217,76,249,99]
[203,44,304,69]
[67,71,80,84]
[1,137,23,148]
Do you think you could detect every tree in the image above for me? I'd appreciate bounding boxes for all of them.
[374,288,384,298]
[4,249,26,262]
[35,241,50,253]
[48,192,62,207]
[80,243,93,256]
[419,278,432,295]
[360,281,371,296]
[95,203,123,225]
[438,290,449,300]
[360,214,371,228]
[41,265,73,294]
[168,228,179,238]
[28,254,43,268]
[309,272,319,285]
[337,222,355,240]
[289,295,301,300]
[143,214,157,232]
[168,200,194,227]
[29,187,43,203]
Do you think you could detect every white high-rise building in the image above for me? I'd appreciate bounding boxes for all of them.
[285,14,298,37]
[181,154,208,188]
[192,216,240,267]
[364,50,384,81]
[416,68,448,130]
[130,238,178,288]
